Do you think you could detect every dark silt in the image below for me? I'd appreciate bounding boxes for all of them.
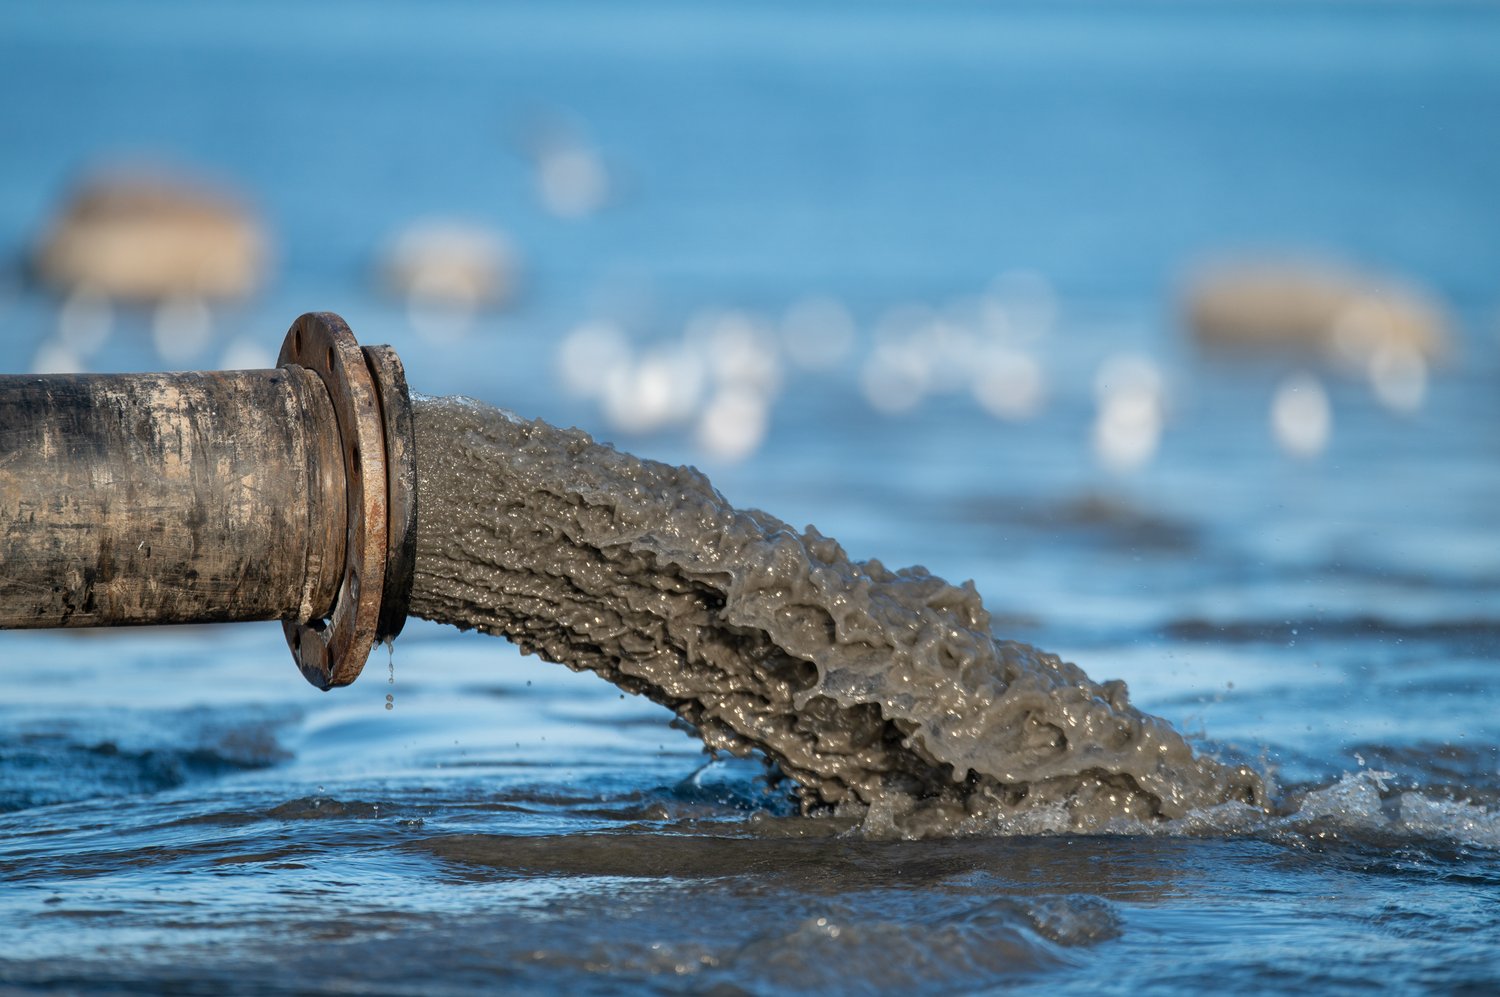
[409,395,1267,835]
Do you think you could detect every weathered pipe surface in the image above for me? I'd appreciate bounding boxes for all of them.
[0,312,415,690]
[0,367,347,629]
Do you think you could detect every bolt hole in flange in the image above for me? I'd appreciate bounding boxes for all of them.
[275,312,413,690]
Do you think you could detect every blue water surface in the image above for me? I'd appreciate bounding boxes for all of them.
[2,2,1499,992]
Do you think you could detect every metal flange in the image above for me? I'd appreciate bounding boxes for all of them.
[277,312,413,690]
[362,342,417,645]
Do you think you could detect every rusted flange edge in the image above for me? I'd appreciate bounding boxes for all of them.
[362,343,416,645]
[277,312,390,690]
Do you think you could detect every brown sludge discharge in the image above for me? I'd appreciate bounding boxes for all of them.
[410,395,1268,836]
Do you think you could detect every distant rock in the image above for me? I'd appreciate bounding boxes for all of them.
[1181,261,1449,364]
[519,113,612,219]
[378,219,517,309]
[33,171,267,301]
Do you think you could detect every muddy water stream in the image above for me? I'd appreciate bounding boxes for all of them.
[411,396,1266,834]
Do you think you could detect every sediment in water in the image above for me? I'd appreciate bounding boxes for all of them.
[409,395,1267,835]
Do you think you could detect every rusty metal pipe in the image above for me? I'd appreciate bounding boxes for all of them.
[0,312,416,691]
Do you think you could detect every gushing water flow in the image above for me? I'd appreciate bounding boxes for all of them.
[409,396,1266,835]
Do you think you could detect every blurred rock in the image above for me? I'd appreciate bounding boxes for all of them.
[31,339,85,375]
[151,294,214,366]
[1270,371,1332,459]
[987,269,1058,341]
[686,309,781,397]
[33,171,267,301]
[1182,261,1448,363]
[521,113,612,219]
[379,219,516,309]
[56,287,114,357]
[781,295,856,372]
[379,219,518,342]
[556,320,632,400]
[860,341,929,415]
[600,346,704,435]
[1092,354,1166,473]
[972,347,1045,422]
[696,385,770,462]
[537,144,609,219]
[218,336,277,372]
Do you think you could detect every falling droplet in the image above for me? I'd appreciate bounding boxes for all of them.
[386,645,395,709]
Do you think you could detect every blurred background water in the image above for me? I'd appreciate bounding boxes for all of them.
[2,1,1499,992]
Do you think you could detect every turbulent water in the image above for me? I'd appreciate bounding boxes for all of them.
[411,395,1266,834]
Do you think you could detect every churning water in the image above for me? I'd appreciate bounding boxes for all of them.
[3,2,1500,992]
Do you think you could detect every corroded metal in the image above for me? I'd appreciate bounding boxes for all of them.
[362,343,417,644]
[0,311,416,692]
[278,312,389,690]
[0,366,346,628]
